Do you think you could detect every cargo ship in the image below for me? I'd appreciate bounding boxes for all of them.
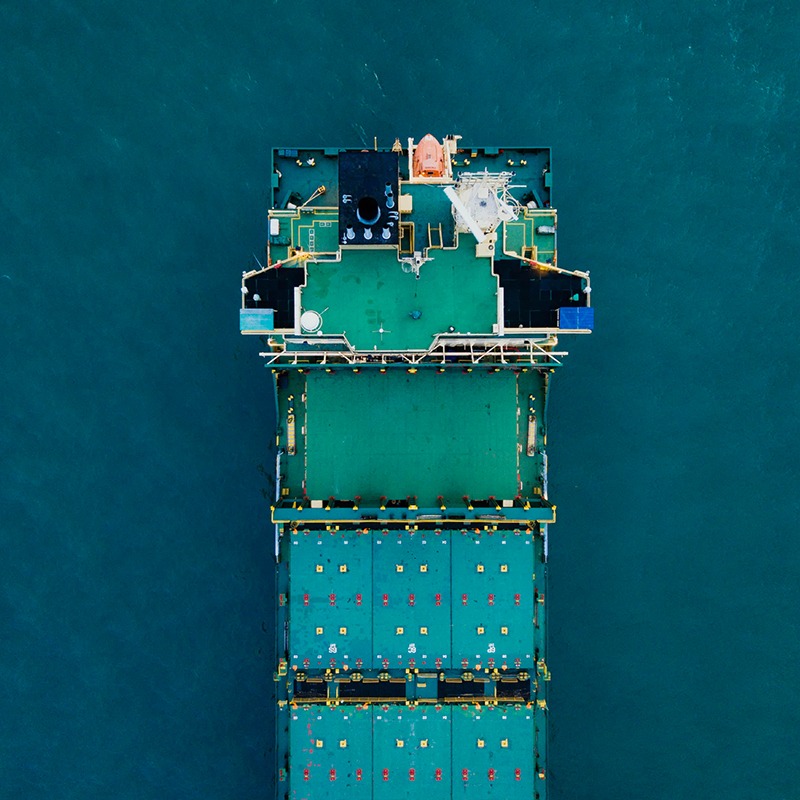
[240,134,593,799]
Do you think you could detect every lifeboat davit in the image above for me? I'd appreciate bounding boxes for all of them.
[413,134,445,177]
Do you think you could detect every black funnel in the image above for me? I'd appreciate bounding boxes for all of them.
[356,196,380,226]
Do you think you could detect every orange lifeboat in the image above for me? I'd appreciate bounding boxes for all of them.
[413,134,445,177]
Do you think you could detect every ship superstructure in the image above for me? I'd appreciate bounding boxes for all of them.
[240,134,592,800]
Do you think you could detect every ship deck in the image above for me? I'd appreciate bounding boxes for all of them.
[300,246,499,352]
[277,368,546,506]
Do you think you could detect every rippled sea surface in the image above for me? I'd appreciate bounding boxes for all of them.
[2,1,799,798]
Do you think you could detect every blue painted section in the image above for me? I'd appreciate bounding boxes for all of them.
[558,306,594,330]
[240,308,275,332]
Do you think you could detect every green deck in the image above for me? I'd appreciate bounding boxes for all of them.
[501,208,558,262]
[276,368,547,507]
[292,208,340,254]
[300,247,498,351]
[305,370,517,503]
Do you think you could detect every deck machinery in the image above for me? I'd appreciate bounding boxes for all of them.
[240,134,593,800]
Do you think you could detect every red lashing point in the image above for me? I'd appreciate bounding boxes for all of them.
[435,768,442,782]
[488,768,496,781]
[514,593,521,606]
[488,593,495,606]
[408,593,415,606]
[329,768,336,781]
[515,768,522,781]
[382,593,389,606]
[383,768,389,781]
[356,593,362,606]
[329,593,336,606]
[409,768,415,781]
[435,593,441,606]
[462,768,469,781]
[356,769,363,781]
[303,593,309,606]
[303,769,310,782]
[462,593,468,605]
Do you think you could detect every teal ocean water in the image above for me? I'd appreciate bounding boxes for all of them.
[2,1,798,798]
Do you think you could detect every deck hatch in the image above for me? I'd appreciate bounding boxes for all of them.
[288,528,542,669]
